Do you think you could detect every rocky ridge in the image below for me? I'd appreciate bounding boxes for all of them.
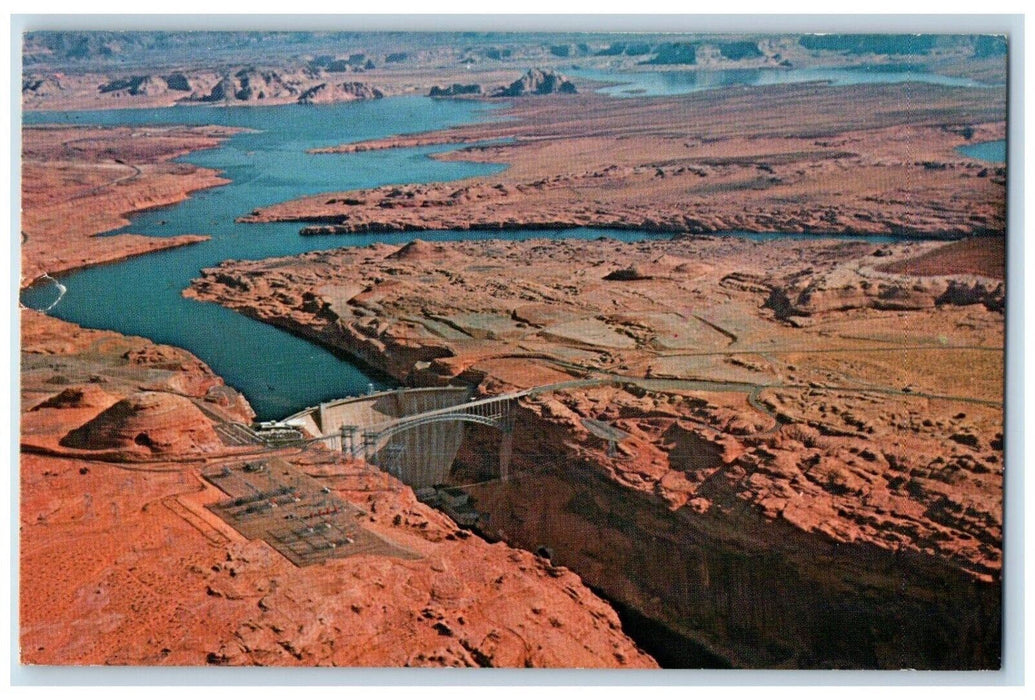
[23,66,386,110]
[429,68,578,99]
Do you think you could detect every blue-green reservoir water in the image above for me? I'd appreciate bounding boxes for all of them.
[22,99,678,419]
[956,139,1007,164]
[570,65,995,98]
[21,93,908,420]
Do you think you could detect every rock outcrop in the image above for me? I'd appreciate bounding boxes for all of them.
[31,385,115,411]
[60,391,224,456]
[429,71,579,99]
[98,74,170,97]
[493,68,577,97]
[164,72,192,91]
[20,311,657,668]
[187,234,1003,669]
[192,68,302,103]
[764,264,1005,320]
[22,74,64,97]
[250,84,1005,241]
[604,265,652,281]
[21,124,237,286]
[297,81,384,104]
[429,83,483,98]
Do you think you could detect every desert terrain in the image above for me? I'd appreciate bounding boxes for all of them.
[21,124,240,285]
[22,31,1007,111]
[18,90,656,668]
[19,308,657,668]
[20,30,1007,670]
[245,81,1005,239]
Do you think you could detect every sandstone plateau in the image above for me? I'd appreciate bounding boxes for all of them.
[21,124,241,286]
[18,118,656,669]
[251,82,1005,240]
[22,66,389,111]
[23,32,1007,111]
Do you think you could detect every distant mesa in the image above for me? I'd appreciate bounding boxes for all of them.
[173,68,384,105]
[60,391,223,456]
[798,34,939,56]
[164,72,192,91]
[493,68,577,97]
[98,75,145,94]
[308,54,336,69]
[308,55,352,73]
[633,40,765,66]
[98,74,171,96]
[716,41,764,61]
[190,68,301,103]
[429,83,483,98]
[642,42,699,66]
[22,75,63,97]
[485,47,512,61]
[596,42,652,57]
[310,53,374,72]
[431,70,580,99]
[596,43,625,56]
[936,279,1005,312]
[298,81,384,104]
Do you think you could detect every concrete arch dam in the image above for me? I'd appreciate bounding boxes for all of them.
[283,387,517,489]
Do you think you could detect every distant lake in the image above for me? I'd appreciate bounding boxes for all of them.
[956,139,1007,164]
[570,65,995,97]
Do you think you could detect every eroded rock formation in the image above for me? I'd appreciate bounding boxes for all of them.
[250,83,1005,240]
[494,68,577,97]
[20,124,239,285]
[297,81,384,104]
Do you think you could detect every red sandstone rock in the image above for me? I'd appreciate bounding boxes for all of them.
[60,391,224,456]
[20,125,239,286]
[20,312,656,668]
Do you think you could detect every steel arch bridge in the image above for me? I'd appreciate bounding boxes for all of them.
[320,392,520,485]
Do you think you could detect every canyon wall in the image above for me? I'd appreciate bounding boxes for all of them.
[457,404,1000,669]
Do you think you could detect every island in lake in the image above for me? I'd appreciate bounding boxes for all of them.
[19,29,1007,670]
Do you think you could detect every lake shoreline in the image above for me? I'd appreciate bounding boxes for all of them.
[243,85,1006,242]
[20,124,242,288]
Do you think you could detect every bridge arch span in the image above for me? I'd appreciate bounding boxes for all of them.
[372,411,505,443]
